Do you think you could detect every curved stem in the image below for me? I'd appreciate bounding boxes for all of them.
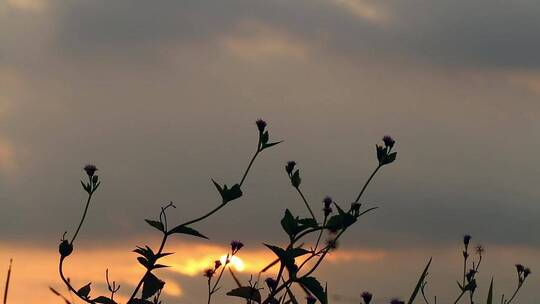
[71,192,93,245]
[59,257,94,304]
[239,140,261,187]
[354,165,381,203]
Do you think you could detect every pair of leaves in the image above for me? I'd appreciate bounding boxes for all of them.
[212,179,243,203]
[264,244,311,278]
[325,203,356,232]
[134,246,172,270]
[298,277,327,304]
[227,286,262,303]
[281,209,318,239]
[376,145,397,166]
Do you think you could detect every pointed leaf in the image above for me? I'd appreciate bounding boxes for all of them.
[407,257,432,304]
[141,273,165,300]
[145,220,164,232]
[298,277,327,304]
[94,296,117,304]
[226,286,261,303]
[486,278,493,304]
[77,283,91,299]
[168,225,208,239]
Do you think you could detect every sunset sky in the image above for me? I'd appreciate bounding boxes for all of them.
[1,0,539,303]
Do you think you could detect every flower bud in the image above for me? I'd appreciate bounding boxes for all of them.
[59,240,73,258]
[84,164,98,177]
[256,119,267,133]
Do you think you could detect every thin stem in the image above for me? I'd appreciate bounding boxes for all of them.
[505,283,523,304]
[295,187,316,221]
[3,259,12,304]
[239,140,261,187]
[313,216,327,252]
[59,257,94,304]
[71,192,93,245]
[454,290,466,304]
[354,165,381,203]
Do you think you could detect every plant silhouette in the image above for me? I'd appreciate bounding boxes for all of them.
[54,120,531,304]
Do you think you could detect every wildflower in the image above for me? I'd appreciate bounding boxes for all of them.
[390,299,404,304]
[84,164,98,177]
[516,264,525,274]
[306,295,317,304]
[256,119,267,133]
[323,196,333,216]
[231,240,244,254]
[466,269,477,282]
[475,245,485,256]
[382,135,395,149]
[463,235,471,246]
[351,202,361,216]
[214,260,222,270]
[203,268,215,278]
[524,268,531,278]
[361,291,373,304]
[265,277,277,291]
[285,161,296,175]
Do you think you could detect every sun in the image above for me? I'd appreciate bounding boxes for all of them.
[220,255,245,272]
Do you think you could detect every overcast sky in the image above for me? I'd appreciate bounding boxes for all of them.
[1,1,539,303]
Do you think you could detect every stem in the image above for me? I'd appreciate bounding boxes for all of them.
[505,283,523,304]
[71,192,93,245]
[239,140,261,187]
[295,188,316,221]
[354,165,381,203]
[59,257,94,304]
[454,290,466,304]
[313,216,327,252]
[3,259,12,304]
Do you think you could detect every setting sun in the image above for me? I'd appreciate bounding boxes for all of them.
[220,255,245,272]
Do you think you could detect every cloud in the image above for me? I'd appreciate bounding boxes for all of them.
[331,0,390,25]
[4,0,47,12]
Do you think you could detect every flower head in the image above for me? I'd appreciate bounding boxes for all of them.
[214,260,222,269]
[516,264,525,274]
[203,268,215,278]
[475,244,485,256]
[84,164,98,177]
[306,295,317,304]
[463,235,472,246]
[323,196,333,216]
[361,291,373,304]
[382,135,395,149]
[285,161,296,175]
[265,277,277,291]
[256,119,267,132]
[524,267,531,278]
[231,240,244,254]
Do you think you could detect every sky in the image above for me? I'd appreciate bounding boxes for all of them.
[1,0,539,303]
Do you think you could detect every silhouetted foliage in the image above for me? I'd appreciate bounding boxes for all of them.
[51,122,531,304]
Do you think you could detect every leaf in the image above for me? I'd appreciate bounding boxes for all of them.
[212,179,243,203]
[281,209,298,238]
[376,145,386,164]
[383,152,397,165]
[168,225,208,239]
[407,257,432,304]
[298,277,327,304]
[264,244,297,276]
[486,278,493,304]
[141,273,165,300]
[137,257,151,269]
[261,131,269,144]
[226,286,261,303]
[94,296,118,304]
[77,283,91,299]
[261,140,283,150]
[145,220,164,232]
[290,247,311,258]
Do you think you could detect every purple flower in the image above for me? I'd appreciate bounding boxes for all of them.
[463,235,471,246]
[84,164,98,177]
[231,240,244,254]
[516,264,525,273]
[256,119,267,132]
[390,299,404,304]
[285,161,296,175]
[361,291,373,304]
[306,295,316,304]
[323,196,333,216]
[382,135,395,149]
[524,267,531,278]
[265,277,277,290]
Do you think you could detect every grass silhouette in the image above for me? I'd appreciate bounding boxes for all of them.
[46,120,532,304]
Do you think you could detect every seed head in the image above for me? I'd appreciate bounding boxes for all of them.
[361,291,373,304]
